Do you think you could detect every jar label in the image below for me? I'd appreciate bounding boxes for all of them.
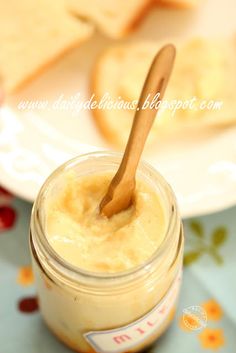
[84,272,181,353]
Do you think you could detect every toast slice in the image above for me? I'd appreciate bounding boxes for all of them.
[67,0,153,38]
[91,38,236,148]
[0,0,93,93]
[157,0,199,8]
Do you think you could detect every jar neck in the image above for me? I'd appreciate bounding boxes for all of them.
[30,151,182,295]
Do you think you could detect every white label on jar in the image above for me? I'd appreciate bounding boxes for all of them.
[84,272,181,353]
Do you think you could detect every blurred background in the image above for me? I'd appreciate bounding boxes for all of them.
[0,0,236,352]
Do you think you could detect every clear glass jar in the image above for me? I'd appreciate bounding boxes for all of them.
[30,151,184,353]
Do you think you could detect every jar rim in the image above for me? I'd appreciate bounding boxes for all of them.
[31,151,181,287]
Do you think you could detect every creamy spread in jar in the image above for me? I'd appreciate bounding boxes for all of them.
[45,172,166,273]
[30,152,183,353]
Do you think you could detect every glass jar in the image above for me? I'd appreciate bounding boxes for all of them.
[30,151,184,353]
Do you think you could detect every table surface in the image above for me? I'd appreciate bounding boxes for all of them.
[0,186,235,353]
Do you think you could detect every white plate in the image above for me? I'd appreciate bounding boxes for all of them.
[0,0,236,218]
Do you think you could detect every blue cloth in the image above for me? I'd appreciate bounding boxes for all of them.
[0,196,235,353]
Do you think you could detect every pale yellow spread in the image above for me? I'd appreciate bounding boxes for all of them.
[45,173,166,273]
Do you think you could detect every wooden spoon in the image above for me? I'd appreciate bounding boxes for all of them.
[100,44,176,218]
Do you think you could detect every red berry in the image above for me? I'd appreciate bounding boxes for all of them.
[0,206,17,231]
[18,296,39,313]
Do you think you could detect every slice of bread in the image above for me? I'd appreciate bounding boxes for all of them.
[91,38,236,148]
[156,0,199,8]
[0,0,93,93]
[67,0,153,38]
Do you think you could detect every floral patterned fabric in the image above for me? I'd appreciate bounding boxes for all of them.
[0,187,235,353]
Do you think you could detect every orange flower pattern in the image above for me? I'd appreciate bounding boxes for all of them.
[202,299,223,321]
[17,266,34,286]
[179,299,226,350]
[198,328,225,350]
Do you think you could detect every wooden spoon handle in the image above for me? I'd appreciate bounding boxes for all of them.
[119,44,176,180]
[100,44,176,217]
